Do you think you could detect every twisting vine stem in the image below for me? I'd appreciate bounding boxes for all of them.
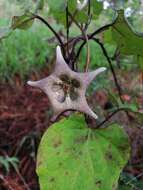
[33,14,65,56]
[68,11,91,71]
[92,38,123,103]
[95,108,125,129]
[84,0,92,72]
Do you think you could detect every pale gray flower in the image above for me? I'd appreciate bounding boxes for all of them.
[27,46,106,120]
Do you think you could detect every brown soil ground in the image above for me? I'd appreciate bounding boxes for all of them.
[0,84,50,190]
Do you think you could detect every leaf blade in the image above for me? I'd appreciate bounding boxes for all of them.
[37,114,130,190]
[11,12,35,30]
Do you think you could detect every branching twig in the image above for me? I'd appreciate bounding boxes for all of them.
[69,23,114,66]
[70,23,114,53]
[89,23,114,39]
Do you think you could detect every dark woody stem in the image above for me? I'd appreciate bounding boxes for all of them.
[70,22,115,56]
[33,14,65,56]
[92,38,123,103]
[95,108,125,129]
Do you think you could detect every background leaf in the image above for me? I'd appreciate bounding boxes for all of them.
[11,12,35,30]
[37,114,130,190]
[46,0,67,25]
[46,0,102,26]
[91,0,103,19]
[104,10,143,57]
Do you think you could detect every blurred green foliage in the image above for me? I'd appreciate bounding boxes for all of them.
[0,21,54,82]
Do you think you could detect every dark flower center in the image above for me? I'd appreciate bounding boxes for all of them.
[52,74,81,103]
[60,74,80,88]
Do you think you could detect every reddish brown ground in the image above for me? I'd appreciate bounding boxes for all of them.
[0,84,50,190]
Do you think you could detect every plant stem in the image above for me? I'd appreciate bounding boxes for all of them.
[73,41,86,63]
[68,12,90,71]
[34,14,65,53]
[95,108,125,129]
[70,23,114,53]
[73,35,123,103]
[84,0,92,71]
[89,23,114,39]
[93,38,123,103]
[84,34,90,72]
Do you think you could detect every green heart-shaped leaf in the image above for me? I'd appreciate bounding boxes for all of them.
[37,113,130,190]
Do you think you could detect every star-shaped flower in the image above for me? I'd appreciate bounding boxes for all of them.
[27,46,106,120]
